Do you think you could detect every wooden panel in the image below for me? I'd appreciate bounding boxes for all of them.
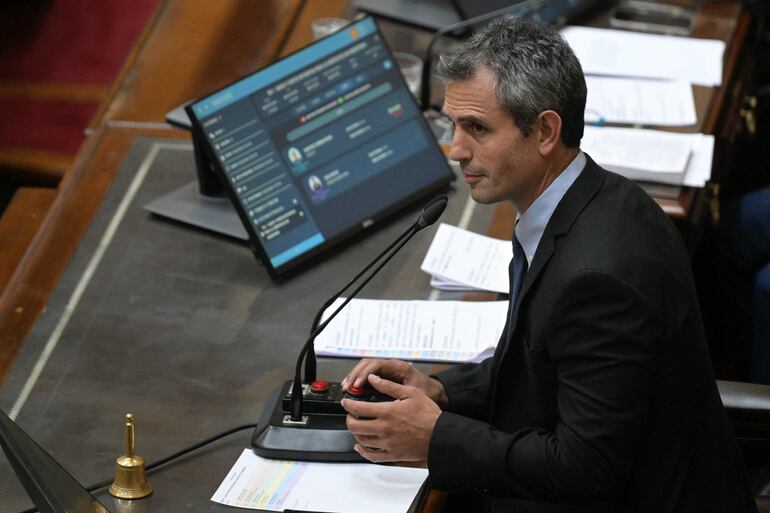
[93,0,304,125]
[694,2,750,136]
[277,0,349,57]
[0,149,71,183]
[0,187,57,293]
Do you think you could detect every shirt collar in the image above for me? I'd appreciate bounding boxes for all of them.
[515,151,586,266]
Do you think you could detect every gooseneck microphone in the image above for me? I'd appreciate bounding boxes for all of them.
[290,195,448,421]
[252,195,448,462]
[302,194,448,386]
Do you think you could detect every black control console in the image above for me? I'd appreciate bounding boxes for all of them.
[253,379,394,461]
[281,380,393,415]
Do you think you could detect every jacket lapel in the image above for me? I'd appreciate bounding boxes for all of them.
[494,156,605,369]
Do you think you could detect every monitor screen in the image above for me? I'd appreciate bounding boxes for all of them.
[186,17,453,280]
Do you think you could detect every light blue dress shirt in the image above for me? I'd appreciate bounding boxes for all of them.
[515,151,586,266]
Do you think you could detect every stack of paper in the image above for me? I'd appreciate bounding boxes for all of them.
[585,76,697,126]
[421,223,511,293]
[212,449,428,513]
[554,25,723,185]
[582,126,714,186]
[561,26,726,87]
[315,298,508,363]
[582,126,691,184]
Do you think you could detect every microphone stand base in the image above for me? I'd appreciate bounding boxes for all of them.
[251,382,365,462]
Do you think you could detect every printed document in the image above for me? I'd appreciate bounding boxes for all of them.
[316,298,508,363]
[422,223,511,294]
[585,76,697,126]
[680,132,715,187]
[212,449,428,513]
[582,126,714,186]
[561,26,725,87]
[582,126,691,184]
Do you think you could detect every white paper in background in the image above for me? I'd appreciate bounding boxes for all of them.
[681,133,714,187]
[315,298,508,363]
[582,126,714,187]
[422,223,511,294]
[561,26,725,87]
[585,76,697,126]
[212,449,428,513]
[582,126,690,185]
[429,274,483,291]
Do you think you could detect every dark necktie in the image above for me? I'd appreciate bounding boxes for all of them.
[509,234,528,321]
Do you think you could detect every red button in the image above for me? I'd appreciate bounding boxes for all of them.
[310,380,329,393]
[347,385,365,396]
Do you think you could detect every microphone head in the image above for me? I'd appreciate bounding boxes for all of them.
[417,195,448,229]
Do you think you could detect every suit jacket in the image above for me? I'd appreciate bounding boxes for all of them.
[428,157,755,513]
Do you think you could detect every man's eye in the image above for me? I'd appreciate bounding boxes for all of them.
[471,123,486,135]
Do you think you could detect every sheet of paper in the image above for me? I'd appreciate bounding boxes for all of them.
[585,76,696,126]
[212,449,428,512]
[681,133,714,187]
[582,126,691,185]
[582,126,713,187]
[429,275,479,292]
[316,298,507,363]
[561,26,725,87]
[422,223,511,294]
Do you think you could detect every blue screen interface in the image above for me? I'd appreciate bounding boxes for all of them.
[189,18,451,270]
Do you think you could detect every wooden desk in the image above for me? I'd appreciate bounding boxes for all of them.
[660,1,752,247]
[0,1,754,510]
[358,0,753,249]
[0,0,751,380]
[0,0,346,381]
[0,122,494,512]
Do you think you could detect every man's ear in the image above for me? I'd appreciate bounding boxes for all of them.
[536,110,563,156]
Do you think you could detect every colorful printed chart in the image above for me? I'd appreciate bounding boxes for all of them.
[212,449,428,512]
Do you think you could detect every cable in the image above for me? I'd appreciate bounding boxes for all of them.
[16,422,257,513]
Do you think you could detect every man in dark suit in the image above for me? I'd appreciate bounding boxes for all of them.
[341,17,755,512]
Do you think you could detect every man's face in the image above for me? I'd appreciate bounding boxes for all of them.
[443,68,544,207]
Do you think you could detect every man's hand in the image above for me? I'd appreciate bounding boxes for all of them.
[342,374,441,462]
[341,358,448,408]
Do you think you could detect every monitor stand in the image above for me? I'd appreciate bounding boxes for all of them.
[143,126,248,241]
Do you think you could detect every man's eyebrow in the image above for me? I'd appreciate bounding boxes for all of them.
[440,110,487,125]
[455,114,487,125]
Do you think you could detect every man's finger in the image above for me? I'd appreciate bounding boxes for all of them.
[354,444,394,463]
[351,433,381,445]
[340,397,390,419]
[341,360,381,390]
[368,374,411,400]
[346,415,383,436]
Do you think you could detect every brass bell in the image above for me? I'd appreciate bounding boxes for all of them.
[109,413,153,499]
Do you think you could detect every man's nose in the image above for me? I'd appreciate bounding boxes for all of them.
[447,131,471,163]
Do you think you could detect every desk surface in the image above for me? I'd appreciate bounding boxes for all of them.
[0,128,497,511]
[0,0,751,381]
[0,1,753,511]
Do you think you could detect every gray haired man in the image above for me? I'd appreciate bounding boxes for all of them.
[342,17,755,513]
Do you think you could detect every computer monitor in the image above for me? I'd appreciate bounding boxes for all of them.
[186,17,454,280]
[452,0,526,20]
[353,0,462,31]
[0,409,110,513]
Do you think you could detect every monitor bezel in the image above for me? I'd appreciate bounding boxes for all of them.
[186,16,454,281]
